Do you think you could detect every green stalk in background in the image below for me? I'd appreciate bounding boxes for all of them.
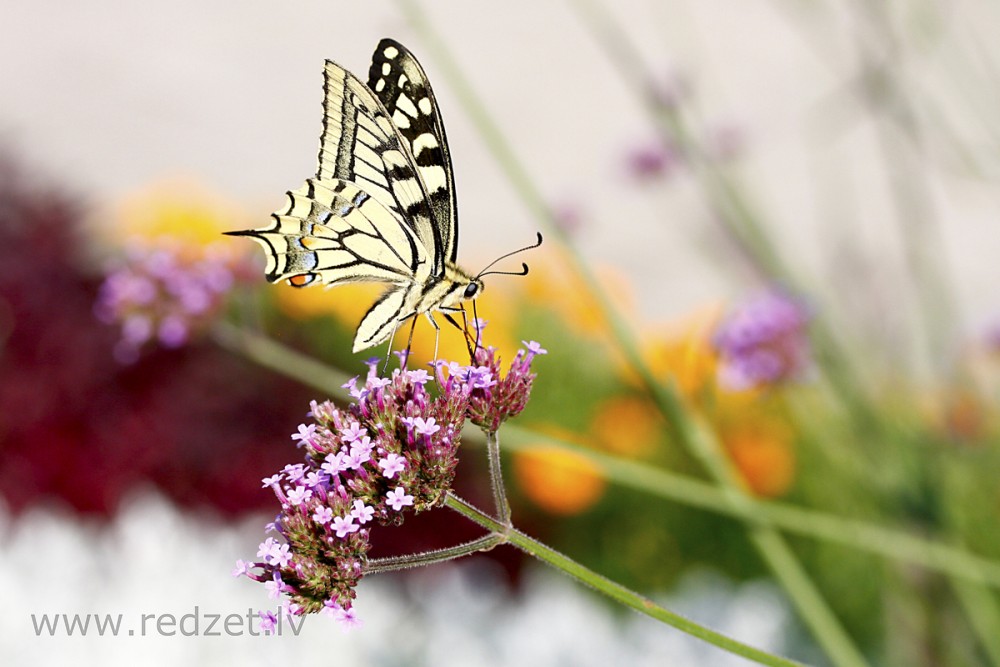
[392,3,870,665]
[213,324,1000,593]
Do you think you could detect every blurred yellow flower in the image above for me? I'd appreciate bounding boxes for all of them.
[721,418,795,497]
[275,282,383,324]
[622,303,723,400]
[274,277,520,366]
[517,251,635,338]
[93,178,248,257]
[590,395,663,458]
[513,428,606,515]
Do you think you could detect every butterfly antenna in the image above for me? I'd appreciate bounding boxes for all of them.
[476,232,543,279]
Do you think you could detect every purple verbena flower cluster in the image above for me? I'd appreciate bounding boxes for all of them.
[713,289,812,391]
[460,341,547,432]
[95,243,239,362]
[235,343,546,629]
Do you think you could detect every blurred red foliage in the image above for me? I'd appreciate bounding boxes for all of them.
[0,160,313,518]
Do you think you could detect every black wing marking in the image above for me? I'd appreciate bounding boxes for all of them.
[226,178,430,287]
[318,57,445,275]
[368,38,458,264]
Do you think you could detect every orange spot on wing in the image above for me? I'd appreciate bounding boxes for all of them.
[288,274,315,287]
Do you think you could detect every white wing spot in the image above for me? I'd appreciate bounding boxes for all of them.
[420,165,448,193]
[411,132,439,156]
[375,78,386,93]
[381,62,391,76]
[398,74,408,88]
[395,94,418,117]
[392,110,411,130]
[418,98,433,115]
[383,46,399,59]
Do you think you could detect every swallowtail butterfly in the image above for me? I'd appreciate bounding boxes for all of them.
[228,39,536,354]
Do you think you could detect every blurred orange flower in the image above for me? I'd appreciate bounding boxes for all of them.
[922,385,991,444]
[590,395,663,458]
[721,418,795,497]
[406,285,520,367]
[623,303,723,400]
[513,428,606,515]
[275,276,521,365]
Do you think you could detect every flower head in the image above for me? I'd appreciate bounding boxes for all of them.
[237,342,546,623]
[95,242,245,362]
[463,344,547,432]
[626,139,680,181]
[713,288,812,390]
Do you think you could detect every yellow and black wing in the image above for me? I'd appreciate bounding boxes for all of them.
[228,178,430,289]
[367,38,458,266]
[317,52,446,275]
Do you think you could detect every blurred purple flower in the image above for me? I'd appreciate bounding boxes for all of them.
[95,243,239,362]
[985,322,1000,352]
[626,140,680,181]
[713,289,812,390]
[551,202,584,235]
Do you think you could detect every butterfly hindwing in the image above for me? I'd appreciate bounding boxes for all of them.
[368,38,458,264]
[318,58,445,275]
[233,178,430,288]
[355,283,417,352]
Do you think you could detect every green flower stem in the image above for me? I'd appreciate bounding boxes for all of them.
[952,577,1000,667]
[846,3,957,371]
[443,492,807,667]
[212,323,354,401]
[213,323,1000,589]
[363,534,505,575]
[500,423,1000,589]
[485,429,512,526]
[391,4,868,665]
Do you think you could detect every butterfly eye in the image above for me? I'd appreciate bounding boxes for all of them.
[464,283,479,299]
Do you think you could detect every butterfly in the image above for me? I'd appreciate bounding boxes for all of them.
[227,39,539,357]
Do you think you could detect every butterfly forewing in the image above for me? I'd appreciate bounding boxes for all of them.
[368,38,459,264]
[318,59,445,275]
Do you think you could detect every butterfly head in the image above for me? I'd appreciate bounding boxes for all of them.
[438,263,485,311]
[462,279,484,300]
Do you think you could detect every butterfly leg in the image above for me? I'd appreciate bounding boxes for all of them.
[442,310,475,363]
[381,323,400,375]
[381,312,418,374]
[399,312,419,371]
[424,312,442,364]
[471,299,484,354]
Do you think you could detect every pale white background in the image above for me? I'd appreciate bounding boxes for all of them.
[3,0,999,329]
[2,2,1000,663]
